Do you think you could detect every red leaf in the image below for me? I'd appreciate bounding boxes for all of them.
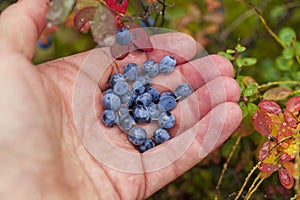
[90,5,117,44]
[278,168,294,189]
[74,6,96,31]
[258,100,282,115]
[283,110,298,128]
[258,163,277,177]
[280,152,295,162]
[258,140,271,161]
[110,43,130,60]
[127,22,153,52]
[263,87,293,101]
[286,96,300,113]
[106,0,128,14]
[252,110,273,136]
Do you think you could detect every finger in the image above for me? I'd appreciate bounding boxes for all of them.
[73,32,198,91]
[142,102,242,197]
[0,0,50,59]
[150,54,234,93]
[146,32,197,64]
[170,76,240,136]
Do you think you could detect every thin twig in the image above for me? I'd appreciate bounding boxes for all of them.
[248,1,286,48]
[258,81,300,90]
[214,135,242,200]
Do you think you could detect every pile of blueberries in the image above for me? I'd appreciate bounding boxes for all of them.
[101,55,193,152]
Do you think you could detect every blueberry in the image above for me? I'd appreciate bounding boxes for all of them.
[105,88,114,95]
[109,73,125,88]
[153,128,170,144]
[149,103,160,119]
[102,93,121,111]
[147,87,160,102]
[101,109,116,127]
[121,90,132,104]
[116,107,130,121]
[113,80,129,96]
[158,95,177,112]
[159,55,176,74]
[139,138,155,152]
[136,92,152,107]
[116,28,131,46]
[133,105,151,123]
[128,92,138,109]
[142,60,159,77]
[138,74,151,85]
[158,112,175,129]
[132,81,145,95]
[174,83,193,100]
[160,91,174,98]
[124,63,138,81]
[37,37,52,49]
[118,115,135,132]
[128,127,147,145]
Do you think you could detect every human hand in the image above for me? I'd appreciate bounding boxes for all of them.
[0,0,242,199]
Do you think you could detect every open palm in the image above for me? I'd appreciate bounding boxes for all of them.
[0,1,242,199]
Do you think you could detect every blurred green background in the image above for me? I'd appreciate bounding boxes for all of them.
[1,0,299,199]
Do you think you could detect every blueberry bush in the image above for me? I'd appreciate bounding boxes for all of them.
[2,0,300,199]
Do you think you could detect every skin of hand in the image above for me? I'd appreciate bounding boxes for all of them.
[0,0,242,200]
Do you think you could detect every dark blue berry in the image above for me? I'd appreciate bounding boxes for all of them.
[159,55,176,74]
[133,105,151,123]
[158,112,175,129]
[138,74,151,85]
[147,87,160,102]
[142,60,159,77]
[132,81,145,95]
[174,83,193,100]
[113,80,129,96]
[158,95,177,112]
[128,92,138,109]
[118,115,135,132]
[109,73,125,88]
[149,103,160,119]
[139,138,155,152]
[116,28,131,46]
[101,109,116,127]
[102,93,121,111]
[124,63,138,81]
[153,128,170,144]
[136,92,152,107]
[128,127,147,145]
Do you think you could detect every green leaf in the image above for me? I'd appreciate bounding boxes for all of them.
[46,0,75,25]
[263,87,293,101]
[243,83,258,97]
[218,51,234,61]
[275,56,294,71]
[282,47,294,60]
[279,27,296,47]
[226,49,235,54]
[295,41,300,57]
[242,57,257,67]
[235,56,243,67]
[237,79,245,95]
[239,102,248,118]
[235,43,246,53]
[247,103,259,117]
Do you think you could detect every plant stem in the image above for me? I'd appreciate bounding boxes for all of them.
[245,175,265,200]
[295,132,300,198]
[248,1,286,49]
[258,81,300,90]
[214,135,242,200]
[234,161,261,200]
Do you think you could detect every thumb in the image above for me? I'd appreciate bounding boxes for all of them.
[0,0,50,59]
